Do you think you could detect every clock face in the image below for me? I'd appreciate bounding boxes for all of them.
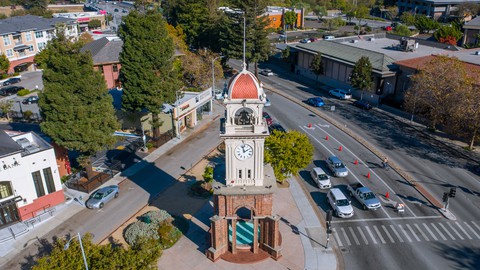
[235,144,253,160]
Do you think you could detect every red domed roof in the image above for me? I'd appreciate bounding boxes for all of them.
[228,69,262,100]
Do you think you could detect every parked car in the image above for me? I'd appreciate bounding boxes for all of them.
[260,69,274,76]
[22,96,39,104]
[114,8,119,12]
[347,183,381,210]
[264,98,271,107]
[269,123,286,133]
[262,112,273,126]
[122,9,128,13]
[310,167,331,189]
[353,100,373,110]
[300,38,311,44]
[309,37,318,42]
[306,97,325,107]
[0,85,24,96]
[86,185,119,209]
[3,77,21,86]
[329,89,352,100]
[324,35,335,40]
[326,156,348,177]
[327,188,354,218]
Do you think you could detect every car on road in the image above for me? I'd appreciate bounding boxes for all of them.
[262,112,273,126]
[310,167,331,189]
[264,98,271,107]
[260,69,274,76]
[329,89,352,100]
[22,96,39,104]
[114,8,119,12]
[0,85,24,96]
[3,77,21,86]
[347,183,381,210]
[309,37,318,42]
[299,38,311,43]
[327,188,354,218]
[269,123,286,133]
[86,185,119,209]
[353,100,372,110]
[122,9,128,13]
[326,156,348,177]
[306,97,325,107]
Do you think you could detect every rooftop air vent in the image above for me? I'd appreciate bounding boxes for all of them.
[16,138,31,148]
[24,144,41,154]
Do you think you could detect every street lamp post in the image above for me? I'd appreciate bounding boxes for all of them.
[64,232,89,270]
[17,101,23,117]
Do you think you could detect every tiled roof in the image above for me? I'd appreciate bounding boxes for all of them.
[229,71,260,99]
[80,37,123,64]
[296,41,396,74]
[0,15,75,35]
[0,130,22,158]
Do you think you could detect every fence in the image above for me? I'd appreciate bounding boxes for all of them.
[153,129,175,148]
[65,160,122,193]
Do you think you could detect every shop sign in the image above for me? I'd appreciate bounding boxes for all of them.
[78,17,90,22]
[0,158,20,172]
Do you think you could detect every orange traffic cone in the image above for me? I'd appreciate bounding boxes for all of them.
[386,192,390,199]
[339,146,343,151]
[354,160,358,165]
[366,172,370,179]
[325,135,329,140]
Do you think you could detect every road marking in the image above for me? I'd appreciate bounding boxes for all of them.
[398,225,412,242]
[455,222,472,240]
[414,223,429,241]
[438,223,455,240]
[464,222,480,239]
[332,228,343,247]
[423,223,438,241]
[330,216,441,224]
[357,226,369,245]
[430,223,447,240]
[406,224,421,241]
[349,227,360,245]
[365,226,378,244]
[373,225,386,244]
[390,225,404,243]
[470,221,480,231]
[341,227,352,246]
[447,222,464,240]
[381,225,395,243]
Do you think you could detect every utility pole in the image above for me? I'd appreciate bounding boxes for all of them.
[325,210,332,249]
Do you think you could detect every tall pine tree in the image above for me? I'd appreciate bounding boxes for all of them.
[350,56,373,96]
[119,11,180,139]
[39,33,119,158]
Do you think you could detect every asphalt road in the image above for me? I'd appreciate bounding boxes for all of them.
[229,59,480,270]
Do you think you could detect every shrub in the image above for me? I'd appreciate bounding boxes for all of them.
[17,89,30,96]
[157,220,182,249]
[123,210,173,246]
[23,110,33,120]
[203,166,214,183]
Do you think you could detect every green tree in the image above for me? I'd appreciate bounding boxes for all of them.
[312,5,327,20]
[88,19,102,29]
[0,54,10,74]
[393,24,411,36]
[350,56,373,95]
[324,17,345,32]
[39,34,119,157]
[32,234,161,270]
[434,25,463,45]
[414,15,439,34]
[171,0,209,48]
[310,53,323,80]
[119,11,181,139]
[400,12,416,26]
[0,100,13,120]
[354,5,369,34]
[281,46,290,61]
[284,10,297,29]
[265,130,314,183]
[23,0,48,9]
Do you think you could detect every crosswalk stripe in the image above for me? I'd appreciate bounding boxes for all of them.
[455,222,472,240]
[333,228,343,247]
[414,224,429,241]
[447,222,464,240]
[373,225,386,244]
[431,223,447,240]
[438,223,455,240]
[423,223,438,241]
[470,221,480,231]
[381,225,395,243]
[341,227,352,246]
[390,225,404,243]
[357,226,369,245]
[365,226,378,244]
[349,227,360,245]
[406,224,421,241]
[398,225,412,242]
[464,222,480,239]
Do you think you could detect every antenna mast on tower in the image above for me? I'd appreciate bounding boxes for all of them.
[242,16,246,70]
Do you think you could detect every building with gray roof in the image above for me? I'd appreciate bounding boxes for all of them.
[397,0,480,20]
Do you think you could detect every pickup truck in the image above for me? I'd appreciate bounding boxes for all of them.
[347,183,381,210]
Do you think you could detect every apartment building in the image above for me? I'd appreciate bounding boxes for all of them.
[0,15,78,73]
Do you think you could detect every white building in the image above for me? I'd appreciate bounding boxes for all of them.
[0,130,63,228]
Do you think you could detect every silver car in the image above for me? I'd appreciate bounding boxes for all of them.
[86,185,119,209]
[326,156,348,177]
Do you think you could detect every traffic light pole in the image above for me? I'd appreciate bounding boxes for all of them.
[325,210,332,249]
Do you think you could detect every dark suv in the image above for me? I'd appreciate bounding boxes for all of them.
[0,85,24,96]
[3,77,21,86]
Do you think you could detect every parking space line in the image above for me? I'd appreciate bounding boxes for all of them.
[349,227,360,245]
[455,222,472,240]
[381,225,395,243]
[447,222,464,240]
[438,223,455,240]
[423,223,438,241]
[373,225,386,244]
[332,228,343,247]
[470,221,480,231]
[365,226,378,244]
[357,226,369,245]
[341,227,352,246]
[390,225,404,243]
[398,225,412,242]
[464,222,480,239]
[431,223,447,240]
[406,224,421,241]
[414,223,429,241]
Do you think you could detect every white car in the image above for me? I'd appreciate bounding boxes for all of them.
[327,188,354,218]
[329,89,352,100]
[260,69,274,76]
[310,167,331,189]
